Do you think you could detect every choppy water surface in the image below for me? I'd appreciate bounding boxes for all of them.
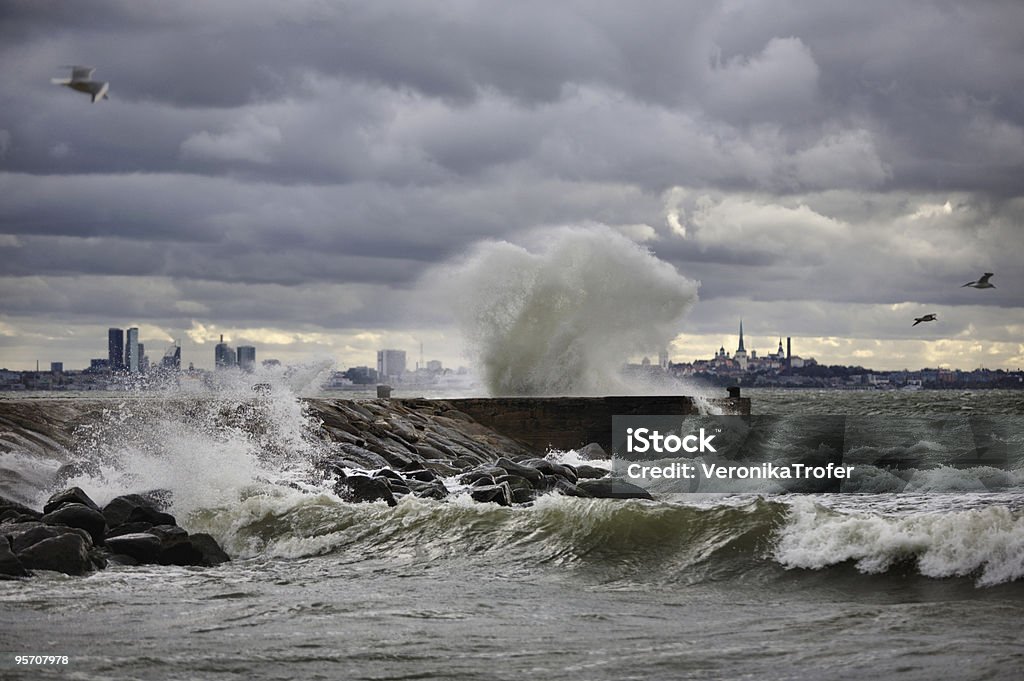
[2,389,1023,680]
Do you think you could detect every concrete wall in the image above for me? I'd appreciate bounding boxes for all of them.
[431,395,750,454]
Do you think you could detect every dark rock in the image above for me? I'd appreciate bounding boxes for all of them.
[373,469,404,482]
[89,549,108,570]
[469,482,513,507]
[106,521,155,539]
[189,533,231,566]
[0,538,28,578]
[577,442,608,460]
[420,460,460,477]
[106,553,139,566]
[522,458,576,481]
[551,478,592,498]
[53,461,101,487]
[459,466,505,485]
[511,488,536,504]
[408,480,449,500]
[575,464,611,479]
[577,478,654,500]
[42,503,107,545]
[148,526,205,566]
[493,474,534,494]
[333,475,398,507]
[0,495,41,521]
[17,533,94,575]
[104,532,164,564]
[43,487,100,514]
[10,523,60,553]
[103,494,176,528]
[469,476,496,487]
[494,457,544,485]
[405,469,438,483]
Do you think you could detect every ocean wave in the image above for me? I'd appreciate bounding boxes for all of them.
[775,497,1024,586]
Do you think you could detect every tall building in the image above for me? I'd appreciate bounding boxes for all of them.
[125,327,140,374]
[138,343,146,373]
[733,320,749,370]
[162,341,181,371]
[376,349,406,380]
[215,335,237,369]
[237,346,256,371]
[108,328,124,371]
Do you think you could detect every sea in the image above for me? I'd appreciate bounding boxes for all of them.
[1,387,1022,681]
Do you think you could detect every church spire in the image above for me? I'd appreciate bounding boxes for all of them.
[737,319,745,353]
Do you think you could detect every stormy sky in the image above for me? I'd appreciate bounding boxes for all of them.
[1,0,1022,372]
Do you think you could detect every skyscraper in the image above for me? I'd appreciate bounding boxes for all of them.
[126,327,140,374]
[162,341,181,371]
[108,328,124,371]
[237,346,256,371]
[376,349,407,380]
[215,335,236,369]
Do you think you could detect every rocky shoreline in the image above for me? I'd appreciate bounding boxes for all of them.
[1,487,229,578]
[1,396,665,579]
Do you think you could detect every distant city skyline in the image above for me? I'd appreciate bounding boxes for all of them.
[0,4,1021,373]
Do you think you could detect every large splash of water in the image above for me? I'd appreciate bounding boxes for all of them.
[442,226,699,396]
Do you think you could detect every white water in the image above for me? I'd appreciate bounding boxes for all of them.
[438,226,699,396]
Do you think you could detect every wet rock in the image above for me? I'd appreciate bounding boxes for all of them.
[420,460,460,477]
[577,442,608,460]
[189,533,230,566]
[494,474,534,494]
[511,487,536,504]
[10,523,60,553]
[0,538,28,578]
[103,494,176,529]
[104,533,164,564]
[53,461,101,487]
[577,478,654,500]
[42,503,107,545]
[494,457,544,485]
[17,532,94,575]
[522,459,577,482]
[460,466,505,485]
[106,521,154,539]
[373,469,404,482]
[0,495,41,521]
[405,469,438,482]
[334,475,398,507]
[147,525,205,566]
[43,487,100,514]
[551,478,592,498]
[469,482,513,506]
[406,480,449,500]
[575,464,611,479]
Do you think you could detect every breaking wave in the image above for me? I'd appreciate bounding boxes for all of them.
[439,226,699,396]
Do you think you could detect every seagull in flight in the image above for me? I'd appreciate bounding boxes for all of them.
[912,314,938,327]
[51,66,109,102]
[962,272,995,289]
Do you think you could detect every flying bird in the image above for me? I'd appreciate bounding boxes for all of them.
[962,272,995,289]
[912,314,937,327]
[51,66,109,102]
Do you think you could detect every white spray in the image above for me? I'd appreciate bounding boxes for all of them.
[442,226,699,396]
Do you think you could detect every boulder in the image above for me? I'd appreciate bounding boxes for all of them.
[10,523,61,553]
[0,538,28,578]
[43,487,100,514]
[333,475,398,507]
[104,532,164,564]
[576,478,654,500]
[0,495,41,521]
[147,525,205,566]
[42,503,107,545]
[551,478,592,498]
[189,533,231,566]
[17,533,94,575]
[459,466,506,485]
[576,442,608,460]
[373,469,404,482]
[103,494,176,528]
[494,457,544,485]
[469,482,513,507]
[106,521,155,539]
[575,464,611,479]
[404,469,438,483]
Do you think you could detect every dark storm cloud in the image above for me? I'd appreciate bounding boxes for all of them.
[0,0,1022,369]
